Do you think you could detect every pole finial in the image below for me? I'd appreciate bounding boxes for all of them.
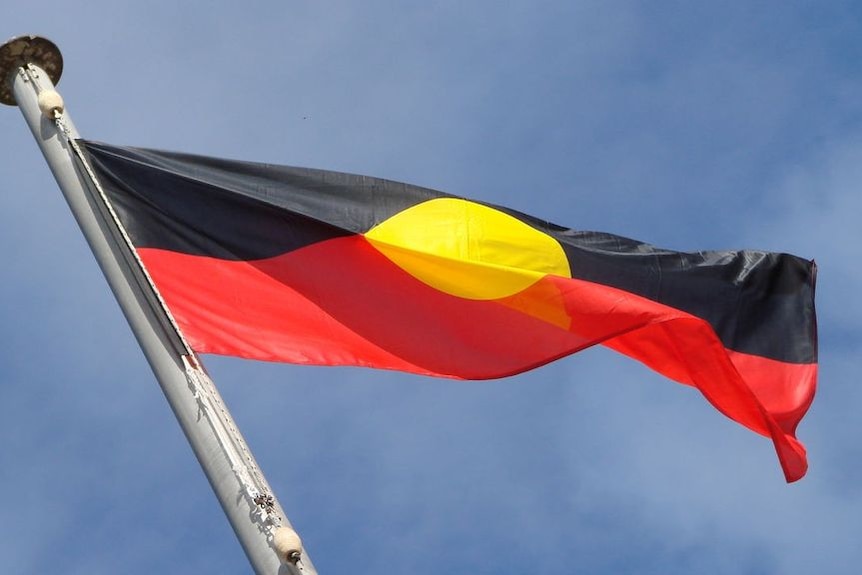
[0,35,63,106]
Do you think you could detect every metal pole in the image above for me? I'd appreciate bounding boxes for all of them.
[0,35,316,575]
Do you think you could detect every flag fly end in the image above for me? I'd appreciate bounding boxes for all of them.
[0,35,63,106]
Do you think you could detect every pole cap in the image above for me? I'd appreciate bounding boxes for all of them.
[0,35,63,106]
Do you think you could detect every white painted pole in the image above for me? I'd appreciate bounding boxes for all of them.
[0,35,317,575]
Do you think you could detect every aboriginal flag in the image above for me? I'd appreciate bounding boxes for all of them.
[79,141,817,482]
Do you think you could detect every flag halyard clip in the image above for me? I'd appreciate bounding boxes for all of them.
[182,356,307,569]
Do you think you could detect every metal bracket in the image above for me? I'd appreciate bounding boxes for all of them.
[253,493,276,513]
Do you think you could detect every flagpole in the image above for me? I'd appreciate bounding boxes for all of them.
[0,35,316,575]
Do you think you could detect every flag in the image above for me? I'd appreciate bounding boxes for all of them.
[79,140,817,482]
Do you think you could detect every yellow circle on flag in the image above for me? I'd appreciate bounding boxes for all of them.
[365,198,571,300]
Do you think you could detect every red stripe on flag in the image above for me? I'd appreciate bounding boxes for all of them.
[137,237,595,379]
[138,235,812,481]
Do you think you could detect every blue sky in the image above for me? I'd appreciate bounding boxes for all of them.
[1,2,860,573]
